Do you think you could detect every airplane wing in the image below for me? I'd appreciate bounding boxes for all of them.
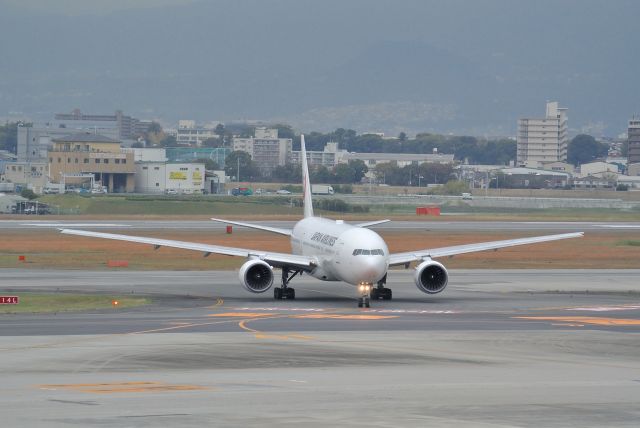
[355,219,390,228]
[60,229,315,270]
[210,217,292,236]
[388,232,583,266]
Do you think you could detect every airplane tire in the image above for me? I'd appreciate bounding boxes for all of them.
[287,288,296,300]
[274,288,282,299]
[370,288,379,300]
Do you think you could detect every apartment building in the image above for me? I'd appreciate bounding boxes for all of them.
[628,118,640,164]
[517,102,568,165]
[232,127,292,175]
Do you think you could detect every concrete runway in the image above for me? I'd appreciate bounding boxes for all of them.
[1,269,639,427]
[3,218,640,232]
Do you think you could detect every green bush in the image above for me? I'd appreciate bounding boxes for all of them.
[20,188,38,200]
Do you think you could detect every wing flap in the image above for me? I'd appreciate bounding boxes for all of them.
[388,232,584,266]
[60,229,315,269]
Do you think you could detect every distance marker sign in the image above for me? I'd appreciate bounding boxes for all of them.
[0,296,19,304]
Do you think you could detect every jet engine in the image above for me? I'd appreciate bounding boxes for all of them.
[414,260,448,294]
[239,259,274,293]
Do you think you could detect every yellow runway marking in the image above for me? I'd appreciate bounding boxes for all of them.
[205,298,225,309]
[515,316,640,326]
[238,319,313,340]
[38,381,209,394]
[208,312,278,318]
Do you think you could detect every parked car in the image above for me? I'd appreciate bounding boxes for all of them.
[231,187,253,196]
[166,189,178,195]
[276,189,292,195]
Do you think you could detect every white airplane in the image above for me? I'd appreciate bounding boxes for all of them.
[60,136,583,307]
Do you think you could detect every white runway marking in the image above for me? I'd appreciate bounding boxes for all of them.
[565,304,640,312]
[231,307,459,314]
[599,225,640,228]
[21,223,130,227]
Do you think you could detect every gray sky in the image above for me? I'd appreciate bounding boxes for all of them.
[1,0,638,136]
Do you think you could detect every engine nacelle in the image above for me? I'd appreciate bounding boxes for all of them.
[239,259,274,293]
[414,260,448,294]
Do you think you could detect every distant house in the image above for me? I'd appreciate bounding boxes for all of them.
[499,167,570,189]
[578,161,620,179]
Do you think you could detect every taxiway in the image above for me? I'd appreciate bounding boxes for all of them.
[1,269,639,426]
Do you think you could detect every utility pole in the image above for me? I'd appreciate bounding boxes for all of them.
[237,157,240,183]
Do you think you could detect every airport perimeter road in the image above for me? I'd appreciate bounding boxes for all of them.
[1,269,639,427]
[3,219,640,232]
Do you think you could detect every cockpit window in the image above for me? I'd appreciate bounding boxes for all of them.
[352,249,385,256]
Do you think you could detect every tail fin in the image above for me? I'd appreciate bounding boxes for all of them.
[301,134,314,218]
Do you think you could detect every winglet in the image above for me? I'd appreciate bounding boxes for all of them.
[301,134,314,218]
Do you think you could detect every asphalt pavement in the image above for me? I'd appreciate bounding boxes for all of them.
[1,269,639,427]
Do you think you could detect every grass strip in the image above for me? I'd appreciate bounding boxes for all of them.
[616,240,640,247]
[0,293,150,314]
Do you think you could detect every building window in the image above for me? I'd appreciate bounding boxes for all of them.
[104,159,109,164]
[156,183,159,187]
[67,158,71,163]
[95,159,100,164]
[49,157,53,163]
[58,158,61,163]
[154,167,159,170]
[122,159,126,164]
[84,158,89,164]
[75,158,78,163]
[142,166,148,170]
[115,159,120,164]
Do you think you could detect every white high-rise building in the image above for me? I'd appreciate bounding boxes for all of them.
[232,127,292,175]
[517,102,568,166]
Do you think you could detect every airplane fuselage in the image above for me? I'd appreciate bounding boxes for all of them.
[290,217,388,286]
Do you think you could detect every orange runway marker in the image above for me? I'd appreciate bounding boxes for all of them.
[209,312,278,318]
[293,314,398,320]
[515,316,640,326]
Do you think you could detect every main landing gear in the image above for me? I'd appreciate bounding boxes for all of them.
[274,267,301,300]
[370,274,392,301]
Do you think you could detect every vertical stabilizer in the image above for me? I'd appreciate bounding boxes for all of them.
[301,134,314,218]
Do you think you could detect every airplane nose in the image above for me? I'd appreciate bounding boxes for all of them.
[359,257,386,282]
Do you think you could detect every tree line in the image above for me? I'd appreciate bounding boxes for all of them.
[0,121,617,173]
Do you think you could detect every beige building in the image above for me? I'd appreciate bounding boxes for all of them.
[517,102,568,165]
[578,161,620,178]
[1,161,48,193]
[48,133,135,192]
[627,162,640,176]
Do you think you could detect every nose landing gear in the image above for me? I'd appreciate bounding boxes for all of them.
[370,274,392,300]
[357,283,372,308]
